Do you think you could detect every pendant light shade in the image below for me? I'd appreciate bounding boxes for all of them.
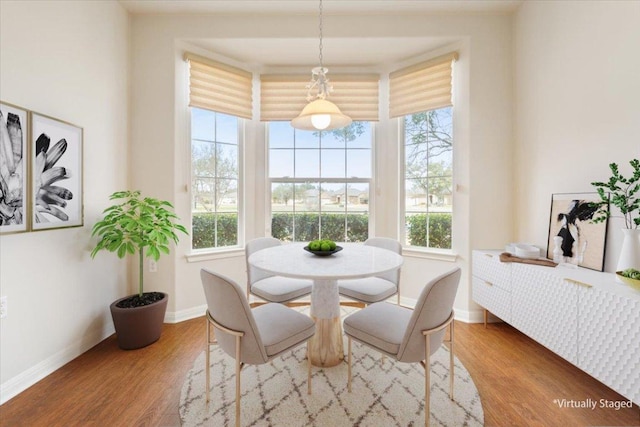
[291,98,352,131]
[291,0,352,131]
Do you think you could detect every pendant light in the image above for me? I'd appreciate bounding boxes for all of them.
[291,0,352,131]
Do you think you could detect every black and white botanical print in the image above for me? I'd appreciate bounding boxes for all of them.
[31,113,83,230]
[0,103,28,233]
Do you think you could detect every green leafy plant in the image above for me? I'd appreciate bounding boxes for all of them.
[90,190,188,297]
[591,159,640,229]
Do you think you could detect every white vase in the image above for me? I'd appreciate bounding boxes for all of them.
[616,228,640,271]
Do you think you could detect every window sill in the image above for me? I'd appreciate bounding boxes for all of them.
[402,247,458,262]
[185,247,245,263]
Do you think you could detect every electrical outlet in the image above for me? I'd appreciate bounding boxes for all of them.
[149,260,158,273]
[0,296,7,319]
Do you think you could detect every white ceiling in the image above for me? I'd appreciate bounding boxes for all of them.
[119,1,523,15]
[121,0,521,68]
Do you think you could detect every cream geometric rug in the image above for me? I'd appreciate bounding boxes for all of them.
[180,307,484,426]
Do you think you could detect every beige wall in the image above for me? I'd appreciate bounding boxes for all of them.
[513,0,640,271]
[129,13,513,322]
[0,0,129,402]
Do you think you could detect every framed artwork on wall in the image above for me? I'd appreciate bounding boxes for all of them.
[0,102,29,234]
[546,192,608,271]
[31,113,83,231]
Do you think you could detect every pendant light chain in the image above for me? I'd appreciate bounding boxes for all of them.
[318,0,323,68]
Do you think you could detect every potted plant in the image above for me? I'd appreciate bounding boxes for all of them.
[91,190,188,349]
[591,158,640,271]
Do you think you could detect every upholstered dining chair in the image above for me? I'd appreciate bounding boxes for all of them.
[245,237,313,305]
[343,267,461,427]
[338,237,402,305]
[200,268,316,427]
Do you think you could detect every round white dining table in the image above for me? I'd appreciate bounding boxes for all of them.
[248,242,404,367]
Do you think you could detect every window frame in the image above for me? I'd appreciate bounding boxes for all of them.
[189,108,245,254]
[266,122,375,242]
[399,108,454,253]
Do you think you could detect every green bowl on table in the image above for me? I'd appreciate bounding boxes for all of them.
[304,239,342,256]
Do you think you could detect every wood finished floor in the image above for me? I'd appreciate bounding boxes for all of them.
[0,317,638,427]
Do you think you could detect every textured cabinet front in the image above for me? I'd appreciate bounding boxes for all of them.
[511,264,578,365]
[472,277,511,323]
[472,251,511,290]
[578,286,640,404]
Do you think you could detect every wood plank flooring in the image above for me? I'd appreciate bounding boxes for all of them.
[0,317,638,426]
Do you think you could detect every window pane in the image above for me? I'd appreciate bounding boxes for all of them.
[269,149,294,177]
[216,179,238,212]
[193,177,215,213]
[269,122,294,148]
[346,122,371,148]
[192,140,215,178]
[346,212,369,242]
[271,183,295,212]
[216,213,238,246]
[347,149,371,178]
[191,108,215,141]
[321,183,345,212]
[295,129,320,149]
[216,113,238,144]
[272,213,293,241]
[295,183,319,212]
[294,213,319,241]
[346,183,369,213]
[321,149,346,178]
[216,143,238,179]
[321,213,345,242]
[320,130,344,149]
[295,149,320,178]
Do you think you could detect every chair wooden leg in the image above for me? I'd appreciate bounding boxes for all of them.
[425,335,430,427]
[307,342,312,395]
[449,321,454,400]
[206,318,211,403]
[235,335,241,427]
[347,337,352,393]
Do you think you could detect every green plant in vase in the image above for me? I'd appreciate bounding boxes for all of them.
[91,190,188,303]
[591,159,640,273]
[590,158,640,229]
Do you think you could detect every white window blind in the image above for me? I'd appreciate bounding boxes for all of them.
[260,74,379,122]
[389,52,458,118]
[184,52,253,119]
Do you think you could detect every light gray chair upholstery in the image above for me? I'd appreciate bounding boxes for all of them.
[338,237,402,305]
[201,268,316,427]
[246,237,313,304]
[343,267,461,427]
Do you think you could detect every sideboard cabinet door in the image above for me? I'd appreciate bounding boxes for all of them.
[511,264,578,365]
[578,285,640,404]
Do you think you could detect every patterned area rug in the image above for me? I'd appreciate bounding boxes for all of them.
[180,307,484,426]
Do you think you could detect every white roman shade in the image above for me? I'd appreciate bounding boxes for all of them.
[261,74,379,122]
[184,52,253,119]
[389,52,458,118]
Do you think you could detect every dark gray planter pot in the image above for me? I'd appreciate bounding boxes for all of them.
[110,292,168,350]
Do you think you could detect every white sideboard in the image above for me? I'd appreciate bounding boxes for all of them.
[472,250,640,405]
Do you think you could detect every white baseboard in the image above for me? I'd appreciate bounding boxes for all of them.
[0,324,114,405]
[164,304,207,324]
